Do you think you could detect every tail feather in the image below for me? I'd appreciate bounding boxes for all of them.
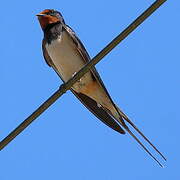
[111,105,166,167]
[117,108,166,161]
[123,124,164,167]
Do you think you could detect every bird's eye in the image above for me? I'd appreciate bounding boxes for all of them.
[49,9,55,15]
[45,9,54,15]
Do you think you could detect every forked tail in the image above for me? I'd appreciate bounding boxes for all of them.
[114,105,166,167]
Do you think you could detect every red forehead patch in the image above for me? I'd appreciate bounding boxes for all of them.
[37,10,60,30]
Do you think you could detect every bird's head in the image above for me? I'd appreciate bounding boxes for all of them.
[37,9,65,31]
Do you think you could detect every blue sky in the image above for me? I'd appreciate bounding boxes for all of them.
[1,0,179,179]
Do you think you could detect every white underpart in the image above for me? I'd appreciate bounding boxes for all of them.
[45,31,92,92]
[45,30,114,113]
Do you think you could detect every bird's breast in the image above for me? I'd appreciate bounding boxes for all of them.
[45,31,93,92]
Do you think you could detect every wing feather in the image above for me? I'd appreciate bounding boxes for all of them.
[42,37,125,134]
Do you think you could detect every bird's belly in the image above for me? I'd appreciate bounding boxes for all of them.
[45,34,93,92]
[46,33,113,110]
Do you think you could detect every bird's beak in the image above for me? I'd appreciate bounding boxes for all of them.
[36,13,46,17]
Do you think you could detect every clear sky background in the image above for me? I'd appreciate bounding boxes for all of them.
[1,0,179,179]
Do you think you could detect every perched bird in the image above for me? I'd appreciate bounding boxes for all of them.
[37,9,166,166]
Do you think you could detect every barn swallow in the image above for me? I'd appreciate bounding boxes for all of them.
[37,9,166,166]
